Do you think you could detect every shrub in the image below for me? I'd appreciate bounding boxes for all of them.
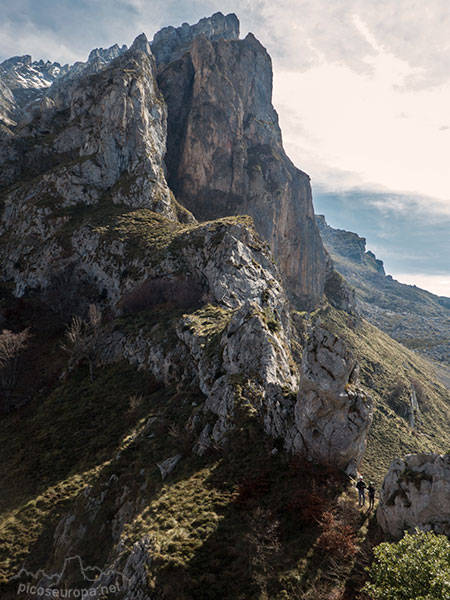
[128,394,143,413]
[288,455,341,485]
[242,507,281,597]
[61,304,102,380]
[44,263,99,323]
[387,379,408,415]
[287,490,329,523]
[410,377,426,406]
[363,529,450,600]
[0,328,30,392]
[233,472,270,506]
[286,456,343,525]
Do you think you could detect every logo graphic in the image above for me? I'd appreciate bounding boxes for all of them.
[12,555,127,598]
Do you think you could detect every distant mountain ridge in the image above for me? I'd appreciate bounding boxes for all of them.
[316,214,450,366]
[0,43,128,127]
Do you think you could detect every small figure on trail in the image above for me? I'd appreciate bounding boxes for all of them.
[368,482,376,509]
[356,476,366,507]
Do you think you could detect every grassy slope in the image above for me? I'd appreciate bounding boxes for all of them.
[0,355,370,600]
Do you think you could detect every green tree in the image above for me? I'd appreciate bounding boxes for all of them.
[363,529,450,600]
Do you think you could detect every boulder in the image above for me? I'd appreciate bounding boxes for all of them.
[157,455,182,479]
[377,453,450,538]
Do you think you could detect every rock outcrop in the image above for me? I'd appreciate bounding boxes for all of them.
[94,216,300,450]
[294,324,373,475]
[377,453,450,538]
[156,15,328,308]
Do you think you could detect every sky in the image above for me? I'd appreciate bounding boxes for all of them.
[1,0,449,296]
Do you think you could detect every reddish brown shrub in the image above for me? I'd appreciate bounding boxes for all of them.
[288,455,341,489]
[287,490,329,523]
[317,511,357,558]
[286,455,343,526]
[233,472,270,506]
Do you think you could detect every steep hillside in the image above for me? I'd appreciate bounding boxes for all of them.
[1,287,449,599]
[316,215,450,367]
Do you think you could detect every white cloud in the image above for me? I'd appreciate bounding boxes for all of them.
[0,19,81,65]
[273,50,450,212]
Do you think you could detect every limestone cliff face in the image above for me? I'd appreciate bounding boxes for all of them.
[156,18,328,308]
[0,39,183,298]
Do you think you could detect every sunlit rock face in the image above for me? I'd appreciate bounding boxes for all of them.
[155,13,328,308]
[377,453,450,538]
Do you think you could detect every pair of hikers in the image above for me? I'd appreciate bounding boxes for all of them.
[356,476,375,508]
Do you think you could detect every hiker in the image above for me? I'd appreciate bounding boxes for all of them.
[356,476,366,506]
[368,482,376,509]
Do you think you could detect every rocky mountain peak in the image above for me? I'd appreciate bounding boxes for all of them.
[0,54,69,114]
[87,43,127,64]
[316,214,376,267]
[157,20,329,307]
[129,33,151,56]
[0,55,33,69]
[151,11,240,66]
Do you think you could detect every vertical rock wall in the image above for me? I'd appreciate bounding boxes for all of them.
[155,17,328,308]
